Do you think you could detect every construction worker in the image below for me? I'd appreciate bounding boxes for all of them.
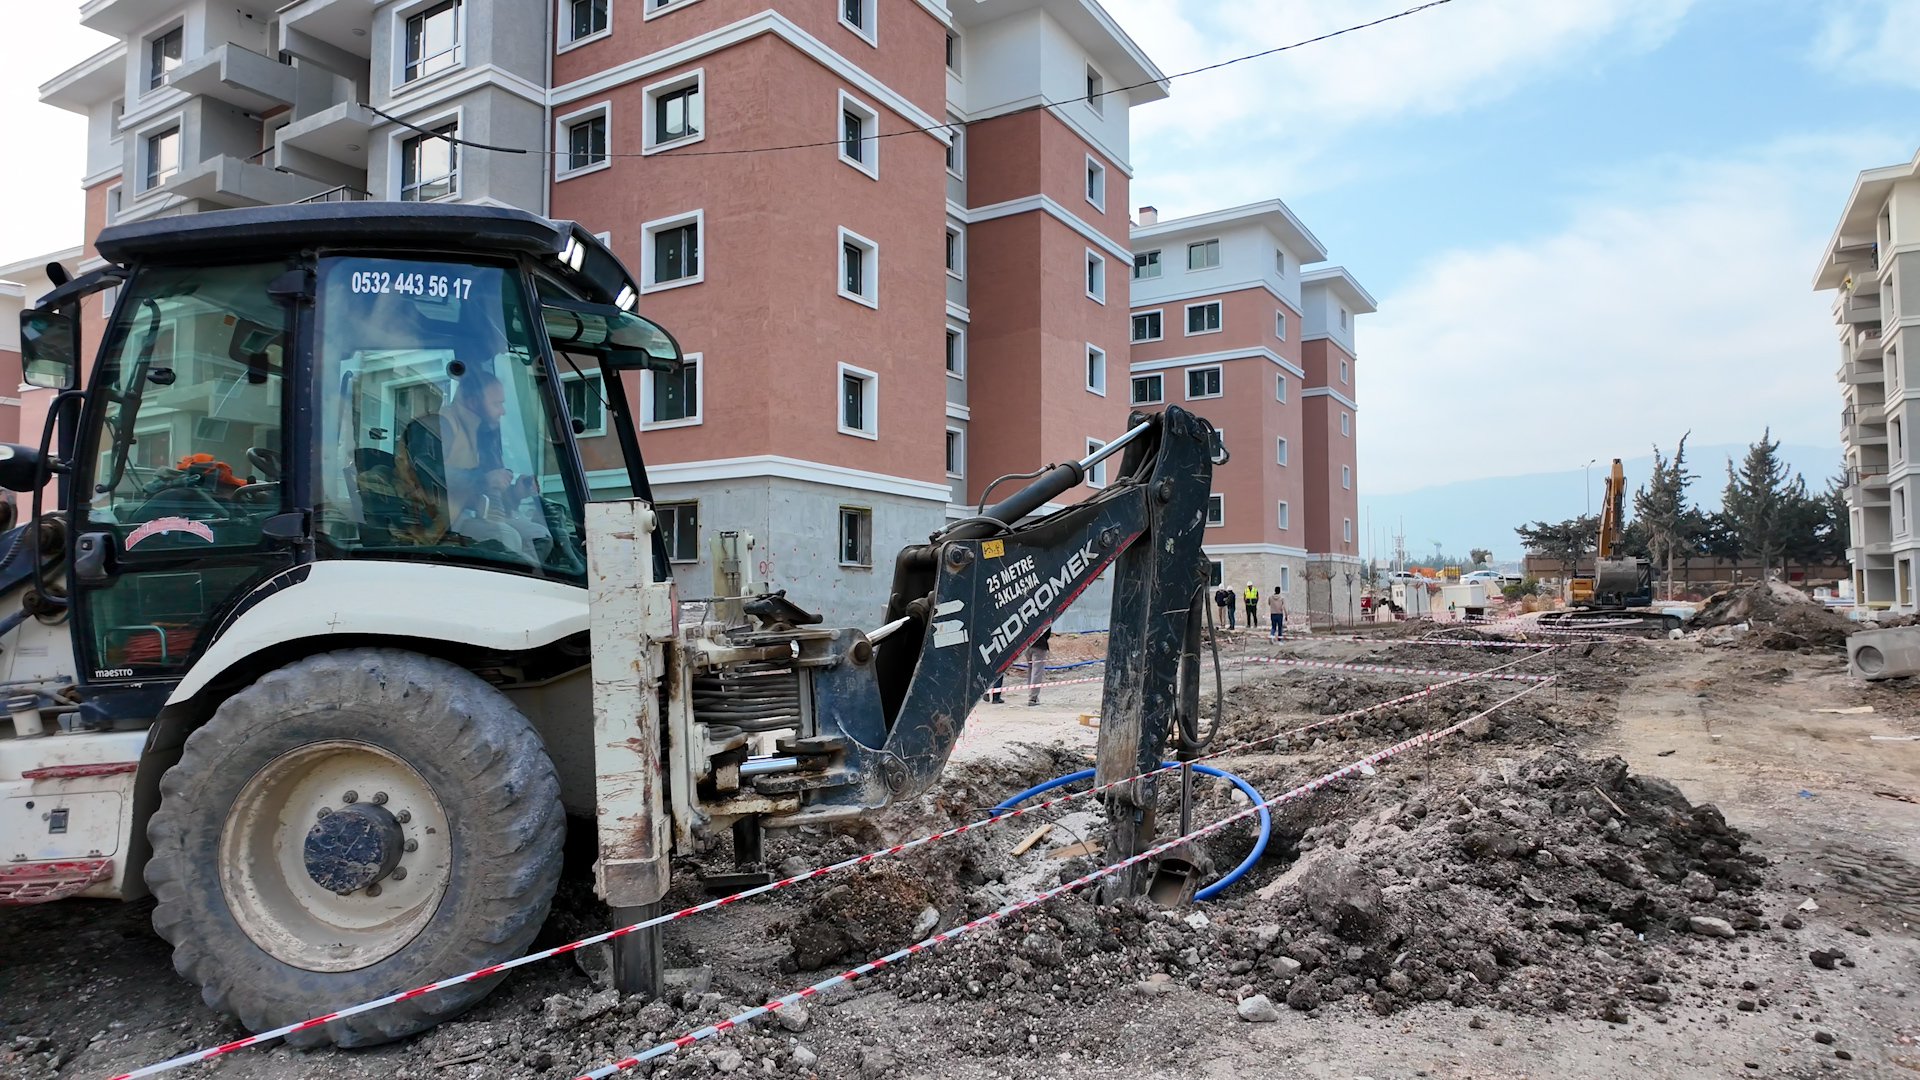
[1243,582,1259,629]
[1024,624,1053,706]
[1268,585,1287,640]
[1213,584,1236,629]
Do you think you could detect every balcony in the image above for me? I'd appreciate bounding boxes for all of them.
[279,0,380,61]
[167,43,298,113]
[1840,293,1884,327]
[294,184,372,204]
[276,100,375,170]
[1840,361,1884,386]
[153,154,335,210]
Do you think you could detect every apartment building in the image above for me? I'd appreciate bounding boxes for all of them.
[34,0,1165,627]
[0,252,83,448]
[1127,202,1373,622]
[1815,144,1920,613]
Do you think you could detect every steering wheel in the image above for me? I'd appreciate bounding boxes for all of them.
[247,446,282,481]
[232,482,281,505]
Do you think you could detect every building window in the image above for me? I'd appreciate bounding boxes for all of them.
[643,213,701,289]
[1280,566,1290,591]
[1276,437,1288,465]
[1085,156,1105,211]
[1085,250,1105,303]
[945,32,959,72]
[1339,306,1349,329]
[1086,66,1104,114]
[656,501,700,562]
[1900,488,1909,536]
[840,0,875,40]
[838,93,879,177]
[105,183,121,223]
[1275,373,1286,402]
[1343,518,1353,543]
[839,507,873,566]
[946,428,964,477]
[110,98,124,141]
[1185,301,1221,335]
[1186,366,1222,400]
[1206,494,1224,526]
[945,227,963,277]
[1340,411,1351,436]
[1133,250,1161,279]
[1275,311,1286,340]
[399,123,457,201]
[1188,239,1220,271]
[564,112,608,173]
[1342,464,1351,489]
[945,327,964,376]
[1275,249,1286,276]
[1339,359,1349,383]
[1131,373,1163,405]
[839,362,878,438]
[654,84,699,143]
[945,115,964,175]
[1277,501,1290,530]
[570,0,608,41]
[1132,310,1163,342]
[1085,345,1105,395]
[1209,428,1227,464]
[404,1,462,83]
[1085,438,1107,487]
[838,228,878,307]
[646,355,701,426]
[562,370,606,436]
[144,126,182,190]
[148,26,183,93]
[1210,560,1224,587]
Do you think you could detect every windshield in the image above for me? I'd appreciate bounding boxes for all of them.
[314,255,586,580]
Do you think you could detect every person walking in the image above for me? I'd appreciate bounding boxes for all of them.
[1243,582,1259,630]
[1024,625,1053,706]
[1213,584,1236,629]
[1268,585,1287,640]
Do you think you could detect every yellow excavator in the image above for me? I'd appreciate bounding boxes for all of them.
[1552,459,1678,632]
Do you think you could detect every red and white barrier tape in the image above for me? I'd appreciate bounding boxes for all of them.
[573,679,1555,1080]
[1241,656,1553,682]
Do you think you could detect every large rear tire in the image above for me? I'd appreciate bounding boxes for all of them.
[146,648,565,1046]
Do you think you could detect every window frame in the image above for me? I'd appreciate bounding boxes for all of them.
[838,226,879,308]
[655,500,701,563]
[1275,248,1286,276]
[838,505,874,567]
[105,183,122,224]
[1085,249,1106,304]
[837,361,879,440]
[146,24,183,95]
[643,0,706,20]
[1275,373,1286,402]
[142,123,182,191]
[1085,65,1105,116]
[1187,238,1220,271]
[394,0,465,90]
[1342,464,1351,490]
[944,114,964,178]
[1341,410,1351,436]
[945,426,965,479]
[1205,493,1224,527]
[640,208,704,292]
[838,0,877,46]
[1275,310,1286,340]
[554,101,612,180]
[1276,436,1288,466]
[558,0,612,50]
[1131,309,1163,343]
[1343,518,1353,543]
[1130,373,1163,406]
[1277,500,1290,530]
[945,322,965,378]
[1185,365,1222,401]
[1085,438,1107,488]
[837,91,880,179]
[1339,358,1350,384]
[1084,154,1105,212]
[559,368,609,437]
[642,69,705,154]
[945,225,964,280]
[1132,250,1161,279]
[1184,300,1222,337]
[389,105,461,202]
[641,351,704,430]
[1085,344,1106,396]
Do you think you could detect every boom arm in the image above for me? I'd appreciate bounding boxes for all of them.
[1596,458,1624,558]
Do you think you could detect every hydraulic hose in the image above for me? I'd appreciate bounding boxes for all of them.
[989,762,1270,901]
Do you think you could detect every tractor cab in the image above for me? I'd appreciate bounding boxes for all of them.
[19,202,680,693]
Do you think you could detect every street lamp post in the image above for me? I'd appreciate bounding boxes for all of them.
[1583,458,1597,517]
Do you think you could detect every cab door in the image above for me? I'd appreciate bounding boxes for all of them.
[71,263,299,682]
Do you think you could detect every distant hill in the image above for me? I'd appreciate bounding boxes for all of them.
[1360,443,1842,563]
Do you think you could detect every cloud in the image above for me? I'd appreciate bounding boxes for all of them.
[1811,0,1920,89]
[1358,137,1905,495]
[1106,0,1695,214]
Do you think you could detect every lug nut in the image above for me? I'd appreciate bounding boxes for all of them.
[395,809,412,824]
[372,791,389,805]
[342,791,358,804]
[390,866,408,880]
[403,839,418,852]
[365,882,382,897]
[317,807,332,820]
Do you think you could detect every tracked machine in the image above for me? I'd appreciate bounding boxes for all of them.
[0,203,1222,1045]
[1546,458,1679,634]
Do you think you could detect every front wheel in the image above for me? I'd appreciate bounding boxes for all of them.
[146,648,565,1046]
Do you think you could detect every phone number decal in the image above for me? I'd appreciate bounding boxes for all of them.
[348,269,474,300]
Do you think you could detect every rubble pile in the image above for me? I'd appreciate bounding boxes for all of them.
[1692,582,1856,651]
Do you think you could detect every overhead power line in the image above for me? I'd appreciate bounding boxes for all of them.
[371,0,1457,162]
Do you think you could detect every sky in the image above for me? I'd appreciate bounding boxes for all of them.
[2,1,1917,507]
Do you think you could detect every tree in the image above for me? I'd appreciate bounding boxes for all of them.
[1469,548,1492,568]
[1722,429,1792,579]
[1515,515,1598,575]
[1633,434,1694,599]
[1778,469,1848,578]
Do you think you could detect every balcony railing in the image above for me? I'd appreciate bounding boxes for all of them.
[1847,463,1892,486]
[294,184,373,204]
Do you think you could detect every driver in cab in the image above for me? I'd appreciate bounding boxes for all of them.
[394,364,552,563]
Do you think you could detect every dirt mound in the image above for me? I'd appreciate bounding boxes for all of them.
[1693,582,1855,651]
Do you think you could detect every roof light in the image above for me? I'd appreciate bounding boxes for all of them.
[615,285,636,312]
[558,235,584,272]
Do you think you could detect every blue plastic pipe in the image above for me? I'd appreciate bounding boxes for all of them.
[988,762,1270,901]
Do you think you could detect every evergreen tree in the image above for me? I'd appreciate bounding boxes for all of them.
[1515,515,1598,574]
[1469,548,1492,568]
[1633,434,1693,599]
[1722,429,1792,578]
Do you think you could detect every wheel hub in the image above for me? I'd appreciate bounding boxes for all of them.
[303,802,403,894]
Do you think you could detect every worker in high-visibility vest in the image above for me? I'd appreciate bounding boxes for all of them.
[1243,582,1259,628]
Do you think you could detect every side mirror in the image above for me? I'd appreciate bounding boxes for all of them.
[0,444,44,493]
[20,309,77,390]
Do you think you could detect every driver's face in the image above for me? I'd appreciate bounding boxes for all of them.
[482,383,506,421]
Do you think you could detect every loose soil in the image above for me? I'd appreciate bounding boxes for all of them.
[5,633,1917,1080]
